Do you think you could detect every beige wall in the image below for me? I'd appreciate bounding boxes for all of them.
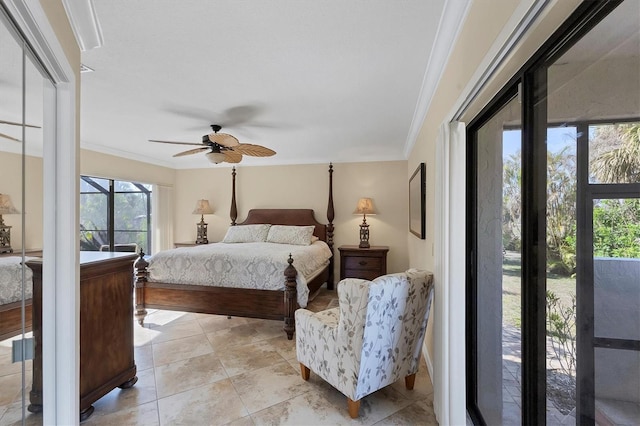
[408,0,582,366]
[174,161,409,280]
[77,155,410,281]
[81,149,175,185]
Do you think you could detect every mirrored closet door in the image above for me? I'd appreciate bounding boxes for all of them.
[1,6,48,424]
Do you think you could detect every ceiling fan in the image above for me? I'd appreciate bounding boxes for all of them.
[0,119,41,142]
[149,125,276,164]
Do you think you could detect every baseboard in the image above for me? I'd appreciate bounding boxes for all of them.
[423,341,440,422]
[423,340,434,385]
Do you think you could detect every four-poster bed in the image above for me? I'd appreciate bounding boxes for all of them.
[134,164,335,339]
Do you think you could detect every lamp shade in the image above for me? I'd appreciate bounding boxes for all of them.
[192,199,214,215]
[206,152,227,164]
[353,198,377,215]
[0,194,19,215]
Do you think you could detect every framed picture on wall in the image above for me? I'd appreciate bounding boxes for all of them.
[409,162,426,239]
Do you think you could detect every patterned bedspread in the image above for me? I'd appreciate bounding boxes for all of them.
[0,256,34,305]
[147,241,333,307]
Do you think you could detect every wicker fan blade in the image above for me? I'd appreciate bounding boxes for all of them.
[0,119,41,129]
[173,147,209,157]
[223,150,243,163]
[208,132,239,147]
[148,139,205,147]
[232,143,276,157]
[0,132,21,142]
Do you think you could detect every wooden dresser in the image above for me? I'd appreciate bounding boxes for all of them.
[338,245,389,281]
[26,252,138,421]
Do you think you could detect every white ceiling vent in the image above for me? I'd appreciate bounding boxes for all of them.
[80,64,94,73]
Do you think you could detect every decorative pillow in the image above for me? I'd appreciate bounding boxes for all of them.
[222,224,271,243]
[310,235,319,243]
[266,225,316,245]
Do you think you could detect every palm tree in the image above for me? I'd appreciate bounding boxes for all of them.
[591,123,640,184]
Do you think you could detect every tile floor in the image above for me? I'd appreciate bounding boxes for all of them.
[0,288,437,425]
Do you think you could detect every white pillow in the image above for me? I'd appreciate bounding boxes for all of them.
[266,225,316,245]
[222,224,271,243]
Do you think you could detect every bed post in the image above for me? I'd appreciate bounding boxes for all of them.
[134,251,149,326]
[284,254,297,340]
[327,163,335,290]
[230,166,237,226]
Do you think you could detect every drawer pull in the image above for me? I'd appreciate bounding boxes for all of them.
[358,260,368,266]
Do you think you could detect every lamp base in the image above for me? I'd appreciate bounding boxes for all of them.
[0,224,13,253]
[195,218,209,244]
[358,222,370,249]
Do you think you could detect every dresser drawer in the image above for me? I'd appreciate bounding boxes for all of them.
[343,256,382,271]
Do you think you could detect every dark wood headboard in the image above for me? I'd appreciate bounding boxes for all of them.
[238,209,328,242]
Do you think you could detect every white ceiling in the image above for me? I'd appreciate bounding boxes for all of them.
[79,0,461,169]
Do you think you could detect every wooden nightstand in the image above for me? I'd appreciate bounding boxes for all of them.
[338,245,389,281]
[174,242,212,248]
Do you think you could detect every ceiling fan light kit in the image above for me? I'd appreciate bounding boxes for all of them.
[148,124,275,165]
[206,152,227,164]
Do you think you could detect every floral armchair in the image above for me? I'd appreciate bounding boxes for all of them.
[295,269,434,418]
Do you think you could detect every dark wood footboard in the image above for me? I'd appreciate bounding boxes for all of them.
[134,250,302,339]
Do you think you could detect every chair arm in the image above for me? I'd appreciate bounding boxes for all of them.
[295,308,340,332]
[295,308,340,379]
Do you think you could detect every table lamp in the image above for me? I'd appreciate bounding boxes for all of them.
[353,197,377,248]
[193,199,214,244]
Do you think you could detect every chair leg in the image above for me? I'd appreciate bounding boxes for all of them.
[300,363,310,381]
[347,398,360,419]
[405,373,416,390]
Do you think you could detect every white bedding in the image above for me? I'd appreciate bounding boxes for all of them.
[0,256,34,305]
[147,241,333,307]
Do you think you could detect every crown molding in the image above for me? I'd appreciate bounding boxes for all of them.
[403,0,472,158]
[61,0,103,51]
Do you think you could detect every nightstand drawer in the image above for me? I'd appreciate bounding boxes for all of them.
[338,245,389,281]
[343,256,382,271]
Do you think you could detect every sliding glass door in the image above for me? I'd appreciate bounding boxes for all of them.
[467,1,639,424]
[470,92,523,425]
